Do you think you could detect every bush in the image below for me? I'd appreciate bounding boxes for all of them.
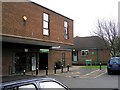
[55,61,61,69]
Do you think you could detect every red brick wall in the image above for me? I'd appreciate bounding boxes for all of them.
[2,2,73,75]
[98,49,110,64]
[2,48,13,75]
[77,49,110,65]
[48,50,72,69]
[2,2,73,45]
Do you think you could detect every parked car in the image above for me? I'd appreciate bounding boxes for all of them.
[107,57,120,74]
[1,75,70,90]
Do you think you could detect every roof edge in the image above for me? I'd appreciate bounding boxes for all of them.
[30,1,73,21]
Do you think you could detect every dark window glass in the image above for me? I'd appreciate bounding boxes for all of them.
[81,50,89,56]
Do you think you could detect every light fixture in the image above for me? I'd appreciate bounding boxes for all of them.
[23,15,27,21]
[51,46,61,49]
[24,48,28,52]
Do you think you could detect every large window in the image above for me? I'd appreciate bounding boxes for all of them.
[39,81,67,89]
[43,13,50,36]
[64,21,69,39]
[6,84,36,90]
[81,50,89,56]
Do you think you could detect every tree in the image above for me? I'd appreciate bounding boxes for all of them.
[94,19,119,56]
[116,24,120,56]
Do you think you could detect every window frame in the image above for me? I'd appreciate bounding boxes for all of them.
[43,13,50,36]
[81,50,89,56]
[64,21,69,39]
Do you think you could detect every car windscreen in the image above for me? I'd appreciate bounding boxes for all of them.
[110,58,120,64]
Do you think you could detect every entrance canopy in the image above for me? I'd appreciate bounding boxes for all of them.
[2,35,73,49]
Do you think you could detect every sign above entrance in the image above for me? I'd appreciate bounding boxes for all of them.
[40,49,49,53]
[51,46,61,49]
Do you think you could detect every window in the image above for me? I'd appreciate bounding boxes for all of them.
[43,13,50,36]
[110,57,120,64]
[39,81,67,89]
[73,50,78,61]
[5,84,36,90]
[19,84,36,90]
[64,21,69,39]
[81,50,89,56]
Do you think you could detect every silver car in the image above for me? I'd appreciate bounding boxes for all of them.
[1,75,70,90]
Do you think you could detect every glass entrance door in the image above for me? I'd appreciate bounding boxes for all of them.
[14,53,27,73]
[13,52,36,74]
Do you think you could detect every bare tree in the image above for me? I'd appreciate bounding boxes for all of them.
[94,19,119,56]
[117,22,120,55]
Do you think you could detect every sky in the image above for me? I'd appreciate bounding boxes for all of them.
[31,0,119,37]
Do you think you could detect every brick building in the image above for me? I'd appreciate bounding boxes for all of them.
[1,2,73,75]
[72,36,110,65]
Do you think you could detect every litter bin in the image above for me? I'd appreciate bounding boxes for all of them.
[85,60,92,66]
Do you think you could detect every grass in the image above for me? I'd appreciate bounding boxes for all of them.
[80,65,107,69]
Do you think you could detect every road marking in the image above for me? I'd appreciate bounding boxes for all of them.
[54,69,107,79]
[93,71,107,78]
[83,69,99,76]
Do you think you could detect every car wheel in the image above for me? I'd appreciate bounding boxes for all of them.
[107,69,111,75]
[107,71,111,75]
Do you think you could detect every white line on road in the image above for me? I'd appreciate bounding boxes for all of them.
[54,69,107,79]
[83,69,99,76]
[93,71,107,78]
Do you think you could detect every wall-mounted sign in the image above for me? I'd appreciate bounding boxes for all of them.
[51,46,61,49]
[91,52,95,55]
[40,49,49,53]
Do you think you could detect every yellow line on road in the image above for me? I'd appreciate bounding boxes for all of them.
[93,71,107,78]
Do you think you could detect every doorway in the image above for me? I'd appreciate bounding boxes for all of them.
[39,53,48,70]
[72,50,78,61]
[13,52,36,73]
[62,53,66,67]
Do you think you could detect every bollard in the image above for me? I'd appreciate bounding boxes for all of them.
[54,66,56,74]
[100,63,102,70]
[23,70,26,75]
[46,67,48,75]
[67,64,69,71]
[61,65,63,73]
[36,68,38,75]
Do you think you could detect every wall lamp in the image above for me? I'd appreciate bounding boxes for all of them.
[23,15,27,25]
[23,15,27,21]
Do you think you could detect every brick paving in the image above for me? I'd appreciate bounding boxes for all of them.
[27,66,80,76]
[8,66,107,79]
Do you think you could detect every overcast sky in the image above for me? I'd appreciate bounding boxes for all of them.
[31,0,119,37]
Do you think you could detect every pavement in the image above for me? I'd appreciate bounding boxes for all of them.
[53,66,107,78]
[26,66,107,78]
[26,66,80,76]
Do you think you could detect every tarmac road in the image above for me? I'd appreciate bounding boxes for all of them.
[48,68,119,89]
